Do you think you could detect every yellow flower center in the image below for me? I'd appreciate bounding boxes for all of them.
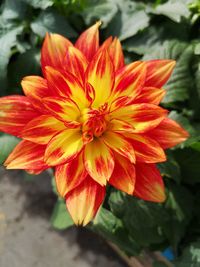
[80,103,109,141]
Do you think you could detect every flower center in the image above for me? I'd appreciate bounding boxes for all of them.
[80,103,109,141]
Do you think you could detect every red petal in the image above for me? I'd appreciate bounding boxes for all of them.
[126,133,166,163]
[55,152,87,197]
[134,163,166,202]
[109,153,135,195]
[134,87,166,105]
[148,117,189,149]
[0,96,39,137]
[41,33,72,74]
[4,140,48,171]
[145,60,176,88]
[75,21,101,61]
[84,138,114,186]
[109,37,124,71]
[66,175,105,226]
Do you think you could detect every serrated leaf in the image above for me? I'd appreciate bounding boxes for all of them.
[0,134,19,164]
[51,199,73,230]
[31,9,77,38]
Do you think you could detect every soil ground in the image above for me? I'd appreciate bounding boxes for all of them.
[0,167,126,267]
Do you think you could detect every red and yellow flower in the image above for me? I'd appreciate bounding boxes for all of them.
[0,22,188,225]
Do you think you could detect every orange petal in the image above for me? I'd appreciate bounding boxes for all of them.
[110,61,146,105]
[145,60,176,88]
[134,87,166,105]
[86,49,114,108]
[66,175,105,226]
[148,117,189,149]
[55,152,87,197]
[99,36,113,51]
[125,133,166,163]
[134,163,166,202]
[44,129,84,166]
[75,21,101,61]
[45,66,89,110]
[26,168,48,175]
[109,153,135,195]
[65,46,88,84]
[84,138,114,186]
[21,76,52,112]
[102,131,135,163]
[109,37,124,71]
[41,33,72,73]
[22,115,66,145]
[108,118,135,133]
[110,103,168,133]
[4,140,48,171]
[43,97,80,127]
[0,96,39,137]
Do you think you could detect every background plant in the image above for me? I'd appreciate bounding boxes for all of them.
[0,0,200,266]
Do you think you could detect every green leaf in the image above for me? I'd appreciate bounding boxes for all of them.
[151,0,190,23]
[82,1,118,28]
[22,0,53,9]
[2,0,27,20]
[31,9,77,38]
[174,240,200,266]
[106,1,149,40]
[51,199,74,230]
[0,134,19,164]
[144,41,194,104]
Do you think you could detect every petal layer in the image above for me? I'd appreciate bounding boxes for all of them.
[4,140,48,171]
[75,21,101,61]
[44,129,84,166]
[134,87,166,105]
[109,153,135,195]
[134,163,166,202]
[55,152,87,197]
[66,175,105,226]
[0,96,39,137]
[148,117,189,149]
[84,138,114,186]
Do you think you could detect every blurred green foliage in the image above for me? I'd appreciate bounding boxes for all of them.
[1,0,200,265]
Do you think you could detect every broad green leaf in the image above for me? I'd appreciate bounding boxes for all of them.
[82,1,118,28]
[22,0,53,9]
[0,134,19,164]
[150,0,190,23]
[174,240,200,267]
[106,1,149,40]
[31,9,77,38]
[51,199,74,230]
[144,41,194,104]
[2,0,27,20]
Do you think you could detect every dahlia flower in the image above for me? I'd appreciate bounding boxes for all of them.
[0,22,188,225]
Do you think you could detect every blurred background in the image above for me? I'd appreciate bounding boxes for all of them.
[0,0,200,266]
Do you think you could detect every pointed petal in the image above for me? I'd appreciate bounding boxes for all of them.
[148,117,189,149]
[109,153,135,195]
[99,36,113,51]
[134,87,166,105]
[109,37,125,71]
[110,61,146,105]
[4,140,48,170]
[41,33,72,73]
[86,49,114,108]
[66,175,105,226]
[0,96,39,137]
[108,119,135,133]
[145,60,176,88]
[75,21,101,61]
[44,129,84,166]
[65,46,88,84]
[134,163,166,202]
[125,133,166,163]
[21,76,52,112]
[110,103,168,133]
[102,131,135,163]
[84,138,114,186]
[22,115,66,144]
[43,97,80,127]
[55,152,87,197]
[45,66,89,109]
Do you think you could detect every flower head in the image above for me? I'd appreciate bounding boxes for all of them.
[0,22,188,225]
